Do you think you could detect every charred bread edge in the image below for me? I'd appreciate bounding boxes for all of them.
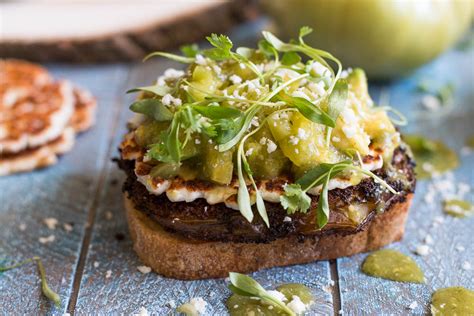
[0,0,258,63]
[124,193,413,280]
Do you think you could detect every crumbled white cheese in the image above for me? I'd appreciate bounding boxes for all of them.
[194,138,201,145]
[415,245,430,256]
[195,54,207,65]
[245,148,254,157]
[286,295,307,314]
[63,223,73,232]
[164,68,184,79]
[408,301,418,310]
[424,235,434,245]
[168,300,176,308]
[297,128,308,140]
[289,136,300,145]
[462,261,471,270]
[267,290,287,302]
[283,216,292,222]
[105,211,113,220]
[180,297,207,315]
[43,217,58,230]
[19,223,26,231]
[251,117,260,127]
[332,136,341,143]
[455,245,466,252]
[266,139,278,153]
[137,265,152,274]
[229,74,243,84]
[259,137,268,145]
[105,270,112,278]
[133,307,149,316]
[93,261,100,268]
[39,235,55,244]
[162,94,182,106]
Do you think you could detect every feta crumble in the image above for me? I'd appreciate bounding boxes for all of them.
[415,245,430,256]
[229,74,243,84]
[137,265,152,274]
[43,217,58,230]
[105,270,112,278]
[39,235,55,244]
[133,307,149,316]
[286,295,307,314]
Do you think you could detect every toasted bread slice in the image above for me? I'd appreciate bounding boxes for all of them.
[124,194,412,280]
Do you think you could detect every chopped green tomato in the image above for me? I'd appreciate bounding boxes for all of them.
[246,126,289,179]
[431,287,474,316]
[134,121,169,147]
[404,134,459,179]
[150,162,180,179]
[276,284,313,305]
[361,249,425,283]
[201,140,234,184]
[443,199,474,218]
[226,295,279,316]
[189,65,219,101]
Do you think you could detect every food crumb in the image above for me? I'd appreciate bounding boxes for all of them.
[168,300,176,308]
[408,301,418,309]
[133,306,149,316]
[19,223,26,231]
[415,245,430,256]
[93,261,100,268]
[455,245,466,252]
[105,270,112,278]
[287,295,307,314]
[43,217,58,230]
[39,235,55,244]
[462,261,471,271]
[63,223,73,232]
[105,211,113,220]
[137,265,152,274]
[283,216,292,222]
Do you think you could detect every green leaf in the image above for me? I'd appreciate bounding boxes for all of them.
[218,104,261,151]
[204,33,233,60]
[281,52,301,66]
[143,51,194,63]
[327,79,348,122]
[129,99,173,121]
[192,105,242,120]
[297,161,351,190]
[180,44,200,57]
[258,39,275,57]
[277,93,335,127]
[298,26,313,42]
[316,170,331,228]
[127,85,171,96]
[262,31,294,52]
[237,170,254,223]
[236,47,255,59]
[166,119,181,163]
[280,183,311,214]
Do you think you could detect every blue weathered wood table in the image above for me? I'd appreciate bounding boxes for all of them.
[1,21,472,315]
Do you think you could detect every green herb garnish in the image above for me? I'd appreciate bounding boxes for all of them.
[0,257,61,307]
[228,272,296,316]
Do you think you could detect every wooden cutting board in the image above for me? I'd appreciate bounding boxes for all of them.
[0,0,257,63]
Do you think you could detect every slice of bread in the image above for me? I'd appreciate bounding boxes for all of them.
[124,193,413,280]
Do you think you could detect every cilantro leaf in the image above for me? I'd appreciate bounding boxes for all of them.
[129,99,173,121]
[204,34,233,60]
[180,44,200,57]
[299,26,313,41]
[281,51,301,66]
[280,183,311,214]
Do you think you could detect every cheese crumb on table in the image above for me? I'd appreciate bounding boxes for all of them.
[137,265,152,274]
[133,307,149,316]
[177,297,208,316]
[408,301,418,310]
[43,217,58,230]
[105,270,112,278]
[286,295,307,314]
[39,235,55,244]
[63,223,73,232]
[415,245,430,256]
[462,261,471,270]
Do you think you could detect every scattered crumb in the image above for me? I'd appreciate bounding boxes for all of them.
[177,297,207,315]
[39,235,55,244]
[133,307,149,316]
[329,280,335,286]
[424,235,434,245]
[105,270,112,278]
[19,223,26,231]
[268,305,273,310]
[168,300,176,308]
[63,313,71,316]
[43,217,58,230]
[462,261,471,271]
[137,265,152,274]
[105,211,113,220]
[415,245,430,256]
[455,245,466,252]
[421,95,441,111]
[338,310,344,315]
[63,223,73,233]
[283,216,292,222]
[408,301,418,310]
[93,261,100,268]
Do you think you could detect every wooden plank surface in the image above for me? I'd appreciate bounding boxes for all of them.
[337,45,474,315]
[0,64,130,315]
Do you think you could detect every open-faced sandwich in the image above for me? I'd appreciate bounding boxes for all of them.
[118,27,415,280]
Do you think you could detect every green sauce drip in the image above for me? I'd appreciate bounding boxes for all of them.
[226,283,313,316]
[443,199,474,218]
[404,134,459,179]
[361,249,424,283]
[431,287,474,316]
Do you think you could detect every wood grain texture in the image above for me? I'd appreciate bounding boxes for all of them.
[337,45,474,315]
[0,64,130,315]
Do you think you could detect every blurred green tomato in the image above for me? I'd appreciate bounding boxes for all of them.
[262,0,472,79]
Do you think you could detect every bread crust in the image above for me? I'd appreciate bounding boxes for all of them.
[125,193,413,280]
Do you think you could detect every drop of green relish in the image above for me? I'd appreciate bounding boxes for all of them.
[361,249,424,283]
[431,287,474,316]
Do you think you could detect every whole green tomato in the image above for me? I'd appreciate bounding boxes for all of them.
[261,0,472,79]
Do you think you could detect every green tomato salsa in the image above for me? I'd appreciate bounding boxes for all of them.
[127,27,402,229]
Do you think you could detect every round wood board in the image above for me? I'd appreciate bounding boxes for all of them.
[0,0,258,63]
